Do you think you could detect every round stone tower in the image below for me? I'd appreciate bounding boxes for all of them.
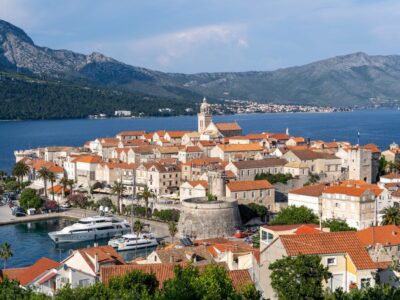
[178,197,241,239]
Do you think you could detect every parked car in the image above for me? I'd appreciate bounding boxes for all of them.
[61,202,71,209]
[12,207,26,217]
[234,230,253,239]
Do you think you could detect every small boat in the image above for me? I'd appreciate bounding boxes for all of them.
[108,232,158,251]
[48,215,131,244]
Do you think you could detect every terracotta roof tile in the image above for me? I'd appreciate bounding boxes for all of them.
[217,143,263,153]
[187,180,208,189]
[14,257,60,286]
[289,183,328,197]
[280,232,377,270]
[74,155,102,163]
[262,224,320,232]
[227,180,273,192]
[215,122,242,131]
[356,225,400,246]
[117,131,145,137]
[228,270,253,291]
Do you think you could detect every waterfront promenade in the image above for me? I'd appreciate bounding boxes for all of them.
[0,206,170,241]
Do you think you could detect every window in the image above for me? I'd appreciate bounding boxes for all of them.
[335,203,340,208]
[78,279,90,287]
[327,257,337,266]
[360,278,371,289]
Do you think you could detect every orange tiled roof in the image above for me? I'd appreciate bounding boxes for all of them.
[356,225,400,246]
[280,232,377,270]
[270,133,290,140]
[262,224,320,232]
[360,144,381,153]
[293,224,323,234]
[215,122,242,131]
[0,267,29,282]
[13,257,60,286]
[101,263,252,291]
[77,245,125,273]
[381,173,400,180]
[289,183,328,197]
[289,137,305,143]
[187,180,208,189]
[166,131,191,138]
[231,158,286,169]
[323,185,383,197]
[48,184,70,194]
[217,143,263,153]
[198,140,217,147]
[184,146,202,153]
[227,180,273,192]
[117,131,145,137]
[74,155,102,164]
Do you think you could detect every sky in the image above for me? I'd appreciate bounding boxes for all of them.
[1,0,400,73]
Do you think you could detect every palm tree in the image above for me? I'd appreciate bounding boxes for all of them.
[37,167,50,198]
[12,161,29,184]
[168,222,178,245]
[67,179,75,195]
[0,243,13,269]
[138,186,154,219]
[381,206,400,225]
[133,219,143,257]
[60,176,69,199]
[48,171,56,202]
[112,181,126,214]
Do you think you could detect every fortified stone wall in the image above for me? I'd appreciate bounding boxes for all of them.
[178,197,241,239]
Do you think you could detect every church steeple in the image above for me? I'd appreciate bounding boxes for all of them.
[198,97,212,133]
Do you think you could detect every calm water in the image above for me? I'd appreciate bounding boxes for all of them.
[0,218,156,268]
[1,109,400,173]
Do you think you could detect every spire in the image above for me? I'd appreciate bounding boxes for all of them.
[203,96,207,103]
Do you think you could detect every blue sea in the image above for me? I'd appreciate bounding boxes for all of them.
[0,109,399,173]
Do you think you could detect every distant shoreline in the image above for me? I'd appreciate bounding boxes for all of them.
[0,108,358,122]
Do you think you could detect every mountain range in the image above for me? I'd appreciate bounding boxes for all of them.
[1,19,400,120]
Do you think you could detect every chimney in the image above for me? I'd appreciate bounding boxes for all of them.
[94,252,100,274]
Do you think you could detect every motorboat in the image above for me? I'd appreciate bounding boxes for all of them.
[108,232,158,251]
[48,215,131,244]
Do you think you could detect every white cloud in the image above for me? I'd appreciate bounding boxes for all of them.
[126,24,248,67]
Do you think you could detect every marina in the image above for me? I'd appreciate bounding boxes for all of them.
[0,206,165,268]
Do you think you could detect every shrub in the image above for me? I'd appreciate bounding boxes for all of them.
[19,188,43,210]
[67,194,88,208]
[153,209,180,222]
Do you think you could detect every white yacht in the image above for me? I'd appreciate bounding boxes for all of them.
[48,215,131,244]
[108,232,158,251]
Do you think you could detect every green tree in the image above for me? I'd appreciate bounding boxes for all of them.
[48,171,56,202]
[0,243,13,269]
[12,161,29,184]
[138,186,154,219]
[269,254,331,300]
[37,167,50,198]
[168,222,178,244]
[269,205,319,225]
[19,188,43,210]
[247,203,268,221]
[133,219,143,257]
[112,181,126,214]
[59,176,69,199]
[381,206,400,225]
[67,179,74,195]
[323,219,356,232]
[379,156,388,176]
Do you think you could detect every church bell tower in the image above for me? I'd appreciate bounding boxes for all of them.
[198,97,212,133]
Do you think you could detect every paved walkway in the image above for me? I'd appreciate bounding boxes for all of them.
[0,206,170,241]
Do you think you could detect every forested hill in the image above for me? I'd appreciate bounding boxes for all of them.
[0,71,197,119]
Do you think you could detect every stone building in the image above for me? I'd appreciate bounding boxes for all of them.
[178,197,241,239]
